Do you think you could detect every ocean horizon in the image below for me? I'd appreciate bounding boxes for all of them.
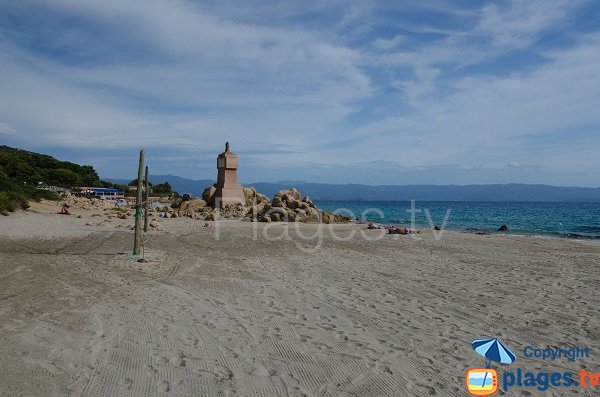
[315,200,600,239]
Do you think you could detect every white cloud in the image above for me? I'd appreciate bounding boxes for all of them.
[373,35,406,51]
[0,0,372,151]
[0,122,17,135]
[475,0,576,49]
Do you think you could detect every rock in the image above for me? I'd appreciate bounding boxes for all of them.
[202,185,217,207]
[243,187,257,206]
[149,220,162,231]
[301,207,321,223]
[286,209,296,222]
[498,224,509,231]
[243,187,270,207]
[217,203,246,219]
[321,211,351,224]
[287,198,300,210]
[181,193,192,201]
[302,195,316,208]
[434,225,441,231]
[271,188,301,209]
[178,199,207,217]
[272,196,284,207]
[246,202,269,219]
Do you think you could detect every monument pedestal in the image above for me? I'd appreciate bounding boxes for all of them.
[214,142,245,208]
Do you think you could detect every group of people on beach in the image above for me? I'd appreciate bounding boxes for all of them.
[367,221,418,235]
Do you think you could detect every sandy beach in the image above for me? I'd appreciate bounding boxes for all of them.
[1,205,599,397]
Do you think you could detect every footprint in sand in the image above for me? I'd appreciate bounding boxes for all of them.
[119,377,133,391]
[252,366,277,376]
[157,380,170,392]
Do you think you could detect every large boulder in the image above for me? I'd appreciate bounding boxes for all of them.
[246,202,269,219]
[318,209,354,224]
[178,199,207,217]
[272,188,301,209]
[202,185,217,207]
[243,187,270,207]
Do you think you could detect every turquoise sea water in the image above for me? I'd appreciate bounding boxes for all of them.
[314,201,600,239]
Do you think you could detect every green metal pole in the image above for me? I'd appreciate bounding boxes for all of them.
[133,149,144,255]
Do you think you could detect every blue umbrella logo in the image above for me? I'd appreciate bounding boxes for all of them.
[472,338,517,368]
[470,338,516,392]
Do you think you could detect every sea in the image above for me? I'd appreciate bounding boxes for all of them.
[314,201,600,240]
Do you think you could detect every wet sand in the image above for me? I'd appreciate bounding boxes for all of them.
[1,208,599,396]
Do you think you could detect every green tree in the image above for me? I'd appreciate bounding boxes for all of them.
[153,182,172,195]
[81,165,100,186]
[47,168,81,187]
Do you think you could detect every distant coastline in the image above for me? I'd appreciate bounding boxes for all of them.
[106,174,600,202]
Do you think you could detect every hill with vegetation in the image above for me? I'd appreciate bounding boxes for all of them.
[0,145,126,214]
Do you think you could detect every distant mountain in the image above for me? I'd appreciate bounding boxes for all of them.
[104,174,600,201]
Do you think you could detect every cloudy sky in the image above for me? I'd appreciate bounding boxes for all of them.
[1,0,599,186]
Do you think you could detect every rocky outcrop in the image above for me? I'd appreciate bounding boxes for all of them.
[194,185,352,224]
[248,188,351,224]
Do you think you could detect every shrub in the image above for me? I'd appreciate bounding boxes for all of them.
[31,190,61,201]
[0,191,29,215]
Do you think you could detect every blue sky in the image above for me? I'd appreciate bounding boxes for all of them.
[1,0,599,186]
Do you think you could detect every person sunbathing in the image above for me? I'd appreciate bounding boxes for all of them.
[388,226,415,235]
[367,221,386,229]
[59,204,71,215]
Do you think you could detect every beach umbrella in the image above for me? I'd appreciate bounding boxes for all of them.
[472,338,517,368]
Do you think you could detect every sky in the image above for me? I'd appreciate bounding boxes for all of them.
[0,0,599,186]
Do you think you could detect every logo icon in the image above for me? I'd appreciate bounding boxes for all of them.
[466,368,498,396]
[466,338,517,396]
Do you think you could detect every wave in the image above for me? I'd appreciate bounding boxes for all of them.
[571,225,600,234]
[546,231,600,240]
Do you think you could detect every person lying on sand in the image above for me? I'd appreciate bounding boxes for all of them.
[58,204,71,215]
[367,221,386,229]
[388,226,417,235]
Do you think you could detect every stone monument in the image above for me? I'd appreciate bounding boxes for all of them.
[214,142,245,208]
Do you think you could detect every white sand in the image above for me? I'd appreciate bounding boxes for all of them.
[1,207,599,396]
